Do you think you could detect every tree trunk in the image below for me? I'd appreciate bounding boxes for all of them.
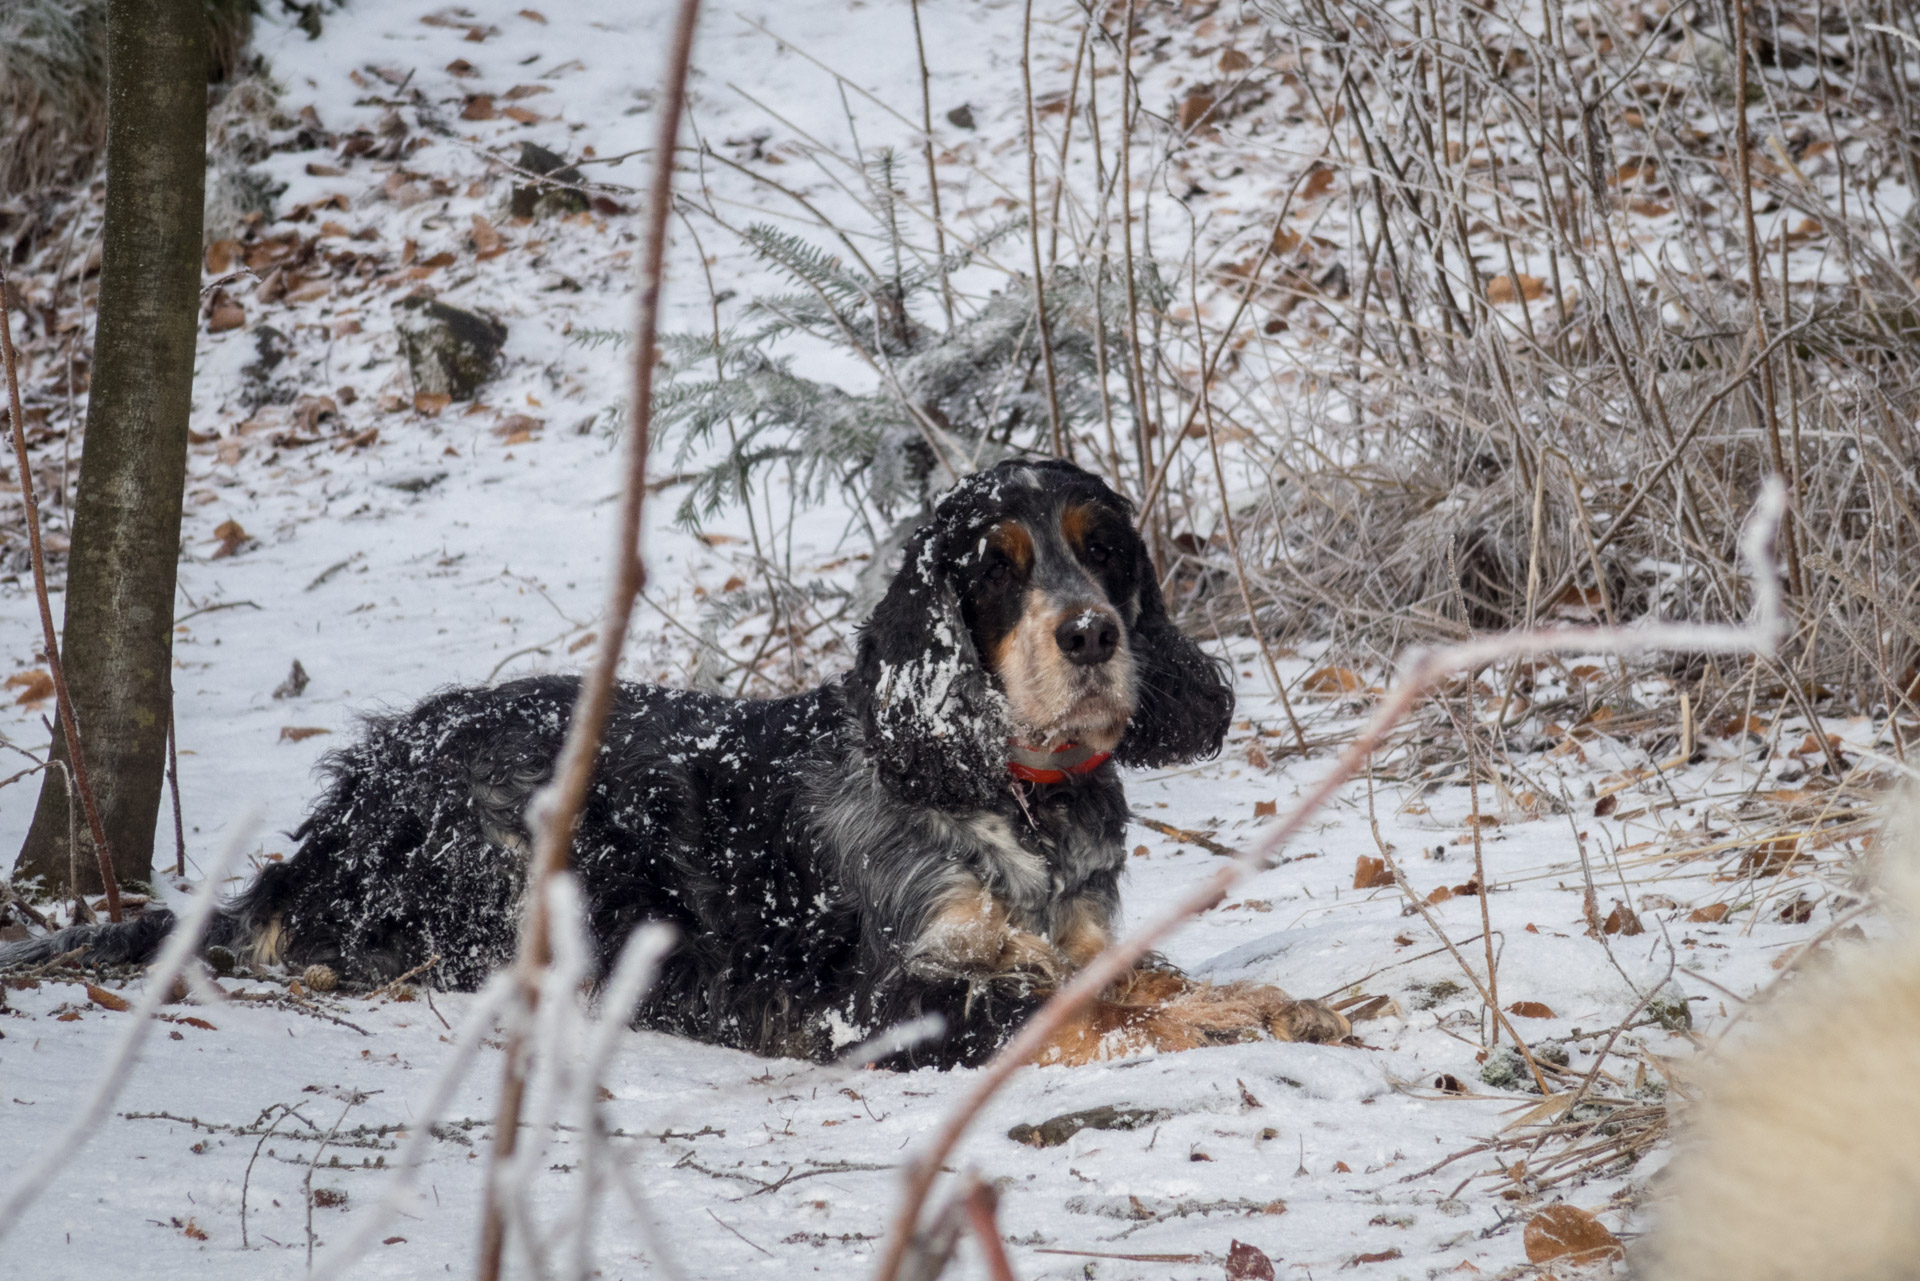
[16,0,206,897]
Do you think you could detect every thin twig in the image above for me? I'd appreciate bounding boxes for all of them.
[908,0,953,328]
[1021,0,1066,457]
[0,257,120,918]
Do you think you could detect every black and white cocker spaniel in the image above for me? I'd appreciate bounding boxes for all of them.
[5,459,1348,1066]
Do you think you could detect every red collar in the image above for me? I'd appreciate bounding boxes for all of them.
[1008,740,1112,784]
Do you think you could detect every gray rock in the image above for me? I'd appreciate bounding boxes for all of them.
[1648,981,1694,1032]
[393,296,507,401]
[1480,1046,1527,1090]
[509,141,589,220]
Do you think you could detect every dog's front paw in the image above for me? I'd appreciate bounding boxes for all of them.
[1267,997,1352,1044]
[906,928,1070,993]
[991,930,1071,990]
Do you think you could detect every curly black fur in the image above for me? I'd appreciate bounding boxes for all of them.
[1,460,1232,1067]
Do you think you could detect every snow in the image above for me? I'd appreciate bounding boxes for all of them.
[0,0,1889,1276]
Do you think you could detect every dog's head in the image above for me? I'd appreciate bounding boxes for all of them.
[850,459,1233,808]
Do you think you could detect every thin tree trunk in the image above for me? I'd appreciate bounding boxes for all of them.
[17,0,207,897]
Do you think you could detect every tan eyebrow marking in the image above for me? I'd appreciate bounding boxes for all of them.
[986,520,1033,572]
[1060,502,1101,553]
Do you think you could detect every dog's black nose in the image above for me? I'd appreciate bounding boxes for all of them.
[1055,612,1119,666]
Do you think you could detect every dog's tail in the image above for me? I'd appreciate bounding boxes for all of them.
[0,909,191,971]
[0,902,267,973]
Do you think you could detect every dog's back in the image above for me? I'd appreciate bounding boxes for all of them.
[1641,808,1920,1280]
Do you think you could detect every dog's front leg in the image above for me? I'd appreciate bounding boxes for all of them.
[909,880,1068,987]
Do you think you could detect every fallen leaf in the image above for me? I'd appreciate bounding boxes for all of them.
[1523,1203,1623,1265]
[210,519,250,560]
[205,239,240,273]
[491,413,544,443]
[1602,904,1645,936]
[461,94,497,120]
[1507,1000,1555,1019]
[86,983,130,1011]
[1425,886,1453,906]
[414,392,452,416]
[1593,794,1618,817]
[1689,902,1730,924]
[1253,799,1277,818]
[179,1016,217,1030]
[446,58,478,77]
[1487,273,1545,303]
[1226,1239,1275,1281]
[279,727,332,743]
[1301,167,1335,199]
[1779,896,1814,924]
[383,1236,408,1245]
[518,7,547,20]
[1176,89,1217,130]
[1740,837,1803,876]
[1132,844,1149,858]
[1304,666,1364,694]
[1219,48,1253,72]
[1333,1159,1354,1172]
[305,162,345,178]
[472,214,506,257]
[208,299,247,333]
[1432,1075,1464,1094]
[293,395,338,434]
[56,1011,81,1022]
[1349,1249,1403,1266]
[1352,855,1395,890]
[181,1219,208,1241]
[503,105,542,125]
[7,670,54,706]
[503,84,551,100]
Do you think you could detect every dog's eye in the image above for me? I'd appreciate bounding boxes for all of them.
[1083,541,1111,567]
[986,558,1013,584]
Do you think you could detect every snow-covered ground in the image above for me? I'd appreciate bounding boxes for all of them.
[0,0,1889,1277]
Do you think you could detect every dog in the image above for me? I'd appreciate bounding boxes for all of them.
[4,459,1349,1066]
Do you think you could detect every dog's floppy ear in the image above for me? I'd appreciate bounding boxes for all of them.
[1115,547,1233,767]
[849,523,1012,809]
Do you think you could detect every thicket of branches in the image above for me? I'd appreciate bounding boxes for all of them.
[644,0,1920,746]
